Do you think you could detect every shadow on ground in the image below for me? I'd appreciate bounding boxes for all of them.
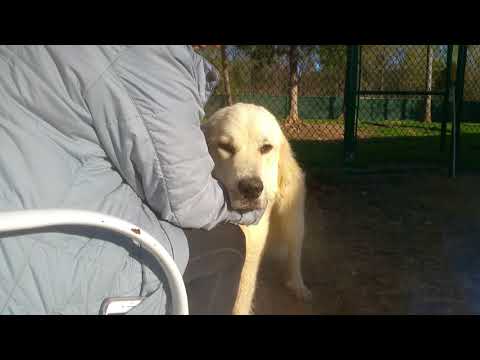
[253,174,480,314]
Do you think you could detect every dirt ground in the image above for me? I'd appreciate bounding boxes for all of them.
[253,173,480,315]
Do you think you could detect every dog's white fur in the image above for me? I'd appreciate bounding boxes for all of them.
[202,103,311,315]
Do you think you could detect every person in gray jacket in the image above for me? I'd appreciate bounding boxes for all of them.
[0,45,264,315]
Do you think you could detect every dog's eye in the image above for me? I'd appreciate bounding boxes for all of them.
[218,142,236,155]
[260,144,273,154]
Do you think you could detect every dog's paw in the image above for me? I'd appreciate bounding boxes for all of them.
[286,280,312,302]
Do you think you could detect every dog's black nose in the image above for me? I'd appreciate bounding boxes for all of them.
[238,177,264,200]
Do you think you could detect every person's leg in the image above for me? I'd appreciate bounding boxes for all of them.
[183,223,245,315]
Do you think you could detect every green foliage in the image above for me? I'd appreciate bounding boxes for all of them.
[199,45,480,116]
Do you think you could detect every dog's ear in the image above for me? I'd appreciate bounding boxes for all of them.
[277,133,305,205]
[200,119,209,135]
[200,119,213,146]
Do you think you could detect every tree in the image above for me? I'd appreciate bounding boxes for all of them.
[424,45,434,122]
[286,45,300,124]
[235,45,315,123]
[359,46,399,92]
[220,45,233,106]
[283,45,316,124]
[315,45,347,96]
[236,45,280,94]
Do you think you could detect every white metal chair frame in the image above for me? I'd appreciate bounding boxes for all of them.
[0,209,189,315]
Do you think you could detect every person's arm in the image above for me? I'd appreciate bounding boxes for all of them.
[84,45,262,230]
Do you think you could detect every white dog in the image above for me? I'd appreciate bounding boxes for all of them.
[202,103,311,315]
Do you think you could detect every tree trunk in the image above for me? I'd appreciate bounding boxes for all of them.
[379,52,385,91]
[251,62,263,94]
[286,45,300,125]
[424,45,434,123]
[220,45,233,106]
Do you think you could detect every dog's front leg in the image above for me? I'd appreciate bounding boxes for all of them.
[283,208,312,302]
[232,246,262,315]
[233,222,269,315]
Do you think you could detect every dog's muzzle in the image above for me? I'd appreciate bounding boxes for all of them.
[238,177,264,200]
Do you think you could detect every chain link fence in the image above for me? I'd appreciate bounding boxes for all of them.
[353,45,451,168]
[197,45,347,142]
[196,45,480,172]
[459,45,480,170]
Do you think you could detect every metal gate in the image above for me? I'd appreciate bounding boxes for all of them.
[457,45,480,173]
[343,45,465,175]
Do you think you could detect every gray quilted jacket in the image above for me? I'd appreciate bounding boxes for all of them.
[0,45,254,314]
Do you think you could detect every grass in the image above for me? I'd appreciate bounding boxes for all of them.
[289,119,480,176]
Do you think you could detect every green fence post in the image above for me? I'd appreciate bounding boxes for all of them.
[344,45,360,164]
[354,46,362,145]
[441,45,453,152]
[449,45,467,177]
[455,45,467,171]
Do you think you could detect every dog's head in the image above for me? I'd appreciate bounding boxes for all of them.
[202,103,290,212]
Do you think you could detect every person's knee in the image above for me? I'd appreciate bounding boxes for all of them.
[185,225,246,315]
[183,223,246,283]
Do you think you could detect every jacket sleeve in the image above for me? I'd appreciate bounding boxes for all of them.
[84,45,259,230]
